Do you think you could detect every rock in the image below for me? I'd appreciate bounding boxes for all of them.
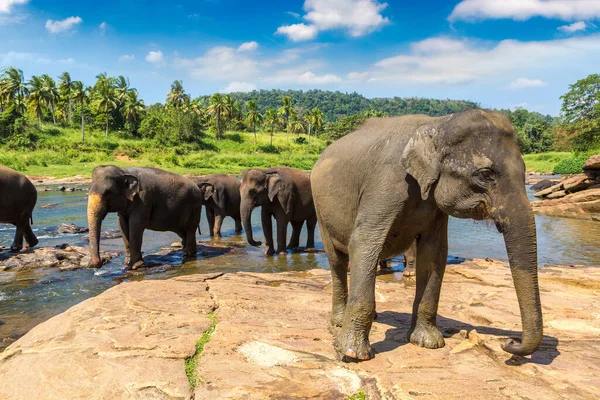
[82,229,122,241]
[0,245,117,271]
[546,190,567,199]
[57,186,66,191]
[562,175,594,192]
[40,203,58,209]
[534,182,563,197]
[65,187,75,192]
[583,154,600,170]
[532,188,600,219]
[2,262,599,399]
[531,179,558,192]
[57,223,89,234]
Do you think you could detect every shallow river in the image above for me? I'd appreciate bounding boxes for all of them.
[1,187,599,350]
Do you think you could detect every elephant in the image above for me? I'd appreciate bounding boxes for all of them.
[0,165,38,251]
[311,110,542,361]
[240,167,317,255]
[87,166,202,269]
[192,174,243,238]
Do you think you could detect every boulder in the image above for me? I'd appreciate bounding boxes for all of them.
[531,179,558,192]
[57,223,89,234]
[546,190,567,199]
[562,175,594,192]
[0,245,117,271]
[583,154,600,170]
[2,262,600,399]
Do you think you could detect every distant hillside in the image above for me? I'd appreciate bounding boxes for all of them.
[198,89,480,122]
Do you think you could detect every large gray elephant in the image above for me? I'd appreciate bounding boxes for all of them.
[311,110,542,361]
[0,165,38,251]
[240,167,317,255]
[87,166,202,269]
[192,174,243,238]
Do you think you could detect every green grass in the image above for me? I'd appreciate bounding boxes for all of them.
[0,124,327,178]
[522,152,573,174]
[347,390,367,400]
[185,312,217,389]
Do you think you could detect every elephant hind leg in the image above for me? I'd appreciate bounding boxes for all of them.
[306,216,317,249]
[234,217,243,234]
[182,226,197,258]
[321,227,349,328]
[23,215,38,249]
[10,223,24,252]
[287,221,303,249]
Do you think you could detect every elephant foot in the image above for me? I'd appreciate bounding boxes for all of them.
[335,328,373,361]
[25,237,38,249]
[263,247,275,256]
[130,260,145,270]
[286,243,300,250]
[408,322,445,349]
[331,310,344,327]
[9,244,22,252]
[277,250,288,256]
[89,258,103,269]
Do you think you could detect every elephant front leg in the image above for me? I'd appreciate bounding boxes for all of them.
[306,217,317,249]
[118,215,131,264]
[275,209,288,255]
[261,208,275,256]
[206,208,216,238]
[126,217,146,270]
[234,217,243,234]
[213,213,224,238]
[10,223,24,252]
[408,216,448,349]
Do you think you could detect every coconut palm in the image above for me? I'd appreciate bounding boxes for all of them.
[94,75,118,137]
[288,109,305,135]
[122,90,145,134]
[263,107,280,147]
[58,71,73,123]
[27,75,46,125]
[167,80,190,109]
[311,107,323,137]
[3,67,28,114]
[277,96,293,146]
[208,93,230,140]
[71,80,88,141]
[41,74,59,124]
[245,100,262,147]
[304,111,315,146]
[115,75,133,102]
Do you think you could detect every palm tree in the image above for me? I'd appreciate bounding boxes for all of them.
[94,75,117,137]
[41,74,59,124]
[122,90,145,134]
[27,75,46,125]
[263,108,279,147]
[58,71,73,123]
[288,109,305,136]
[277,96,293,146]
[167,80,190,109]
[311,107,323,137]
[3,67,28,114]
[115,75,133,101]
[304,111,315,146]
[207,93,230,140]
[71,81,88,141]
[245,100,262,148]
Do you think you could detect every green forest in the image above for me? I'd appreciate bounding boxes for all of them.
[0,66,599,177]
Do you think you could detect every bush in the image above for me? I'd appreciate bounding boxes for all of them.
[552,154,589,174]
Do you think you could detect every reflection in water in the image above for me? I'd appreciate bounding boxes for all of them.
[1,188,599,350]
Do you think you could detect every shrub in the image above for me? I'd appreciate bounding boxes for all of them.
[552,154,589,174]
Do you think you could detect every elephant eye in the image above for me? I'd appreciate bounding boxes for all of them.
[475,168,495,183]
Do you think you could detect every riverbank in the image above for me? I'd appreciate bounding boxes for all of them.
[0,259,598,399]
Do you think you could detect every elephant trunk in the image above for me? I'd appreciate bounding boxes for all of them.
[87,193,107,268]
[495,193,543,356]
[241,199,261,247]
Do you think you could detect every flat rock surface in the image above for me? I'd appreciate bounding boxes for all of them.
[1,261,600,399]
[0,245,118,271]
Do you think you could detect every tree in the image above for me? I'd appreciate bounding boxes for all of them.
[167,80,190,109]
[245,100,262,147]
[277,96,292,146]
[207,93,230,140]
[311,107,323,137]
[41,74,59,124]
[27,75,46,125]
[71,80,88,141]
[94,74,117,137]
[122,90,145,134]
[2,67,28,114]
[288,108,305,135]
[263,108,279,147]
[58,71,73,124]
[560,74,600,123]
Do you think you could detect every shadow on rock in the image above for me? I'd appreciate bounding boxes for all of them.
[372,311,560,366]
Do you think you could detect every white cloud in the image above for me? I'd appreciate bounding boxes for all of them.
[118,54,135,62]
[99,21,106,35]
[237,41,258,52]
[286,11,301,18]
[506,77,548,90]
[266,66,342,85]
[221,81,257,93]
[558,21,589,33]
[0,12,26,24]
[0,0,28,14]
[304,0,390,37]
[449,0,600,22]
[276,23,318,42]
[145,50,164,65]
[365,35,600,85]
[45,16,82,33]
[174,46,260,81]
[347,71,370,81]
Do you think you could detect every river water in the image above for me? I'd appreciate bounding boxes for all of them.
[1,187,599,350]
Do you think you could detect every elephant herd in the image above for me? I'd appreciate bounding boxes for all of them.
[0,110,543,361]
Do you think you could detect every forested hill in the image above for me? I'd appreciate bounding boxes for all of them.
[198,89,480,122]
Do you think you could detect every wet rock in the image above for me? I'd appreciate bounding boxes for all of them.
[65,187,75,192]
[0,245,117,271]
[531,179,558,192]
[82,229,122,241]
[2,261,600,399]
[57,223,89,234]
[40,203,58,209]
[57,186,66,192]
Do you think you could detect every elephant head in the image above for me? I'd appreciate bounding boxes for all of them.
[401,110,542,356]
[239,168,293,247]
[87,166,139,268]
[198,182,225,210]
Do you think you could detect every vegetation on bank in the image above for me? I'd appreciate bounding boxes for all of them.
[0,66,598,176]
[185,312,217,389]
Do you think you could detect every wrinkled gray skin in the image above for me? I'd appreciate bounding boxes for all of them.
[87,166,202,269]
[311,110,542,361]
[0,165,38,251]
[193,174,243,238]
[240,167,317,255]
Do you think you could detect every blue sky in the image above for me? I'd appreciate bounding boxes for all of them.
[1,0,600,115]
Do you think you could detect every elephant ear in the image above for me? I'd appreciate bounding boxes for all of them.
[123,174,140,201]
[266,172,293,215]
[199,183,215,202]
[400,126,440,200]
